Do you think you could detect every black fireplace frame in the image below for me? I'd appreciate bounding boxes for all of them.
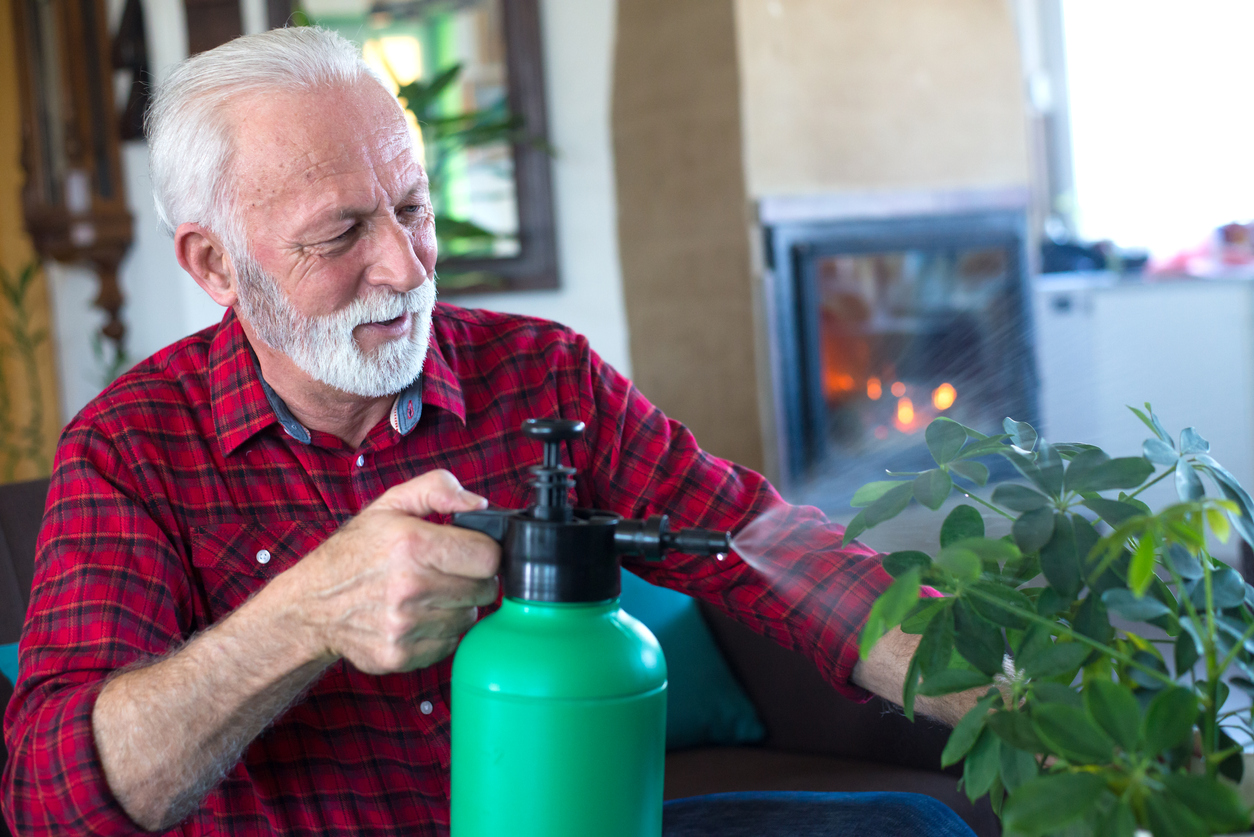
[763,208,1040,499]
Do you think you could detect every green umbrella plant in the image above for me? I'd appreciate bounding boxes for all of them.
[851,405,1254,836]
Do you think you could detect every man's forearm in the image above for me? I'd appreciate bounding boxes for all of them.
[92,571,332,830]
[852,626,982,727]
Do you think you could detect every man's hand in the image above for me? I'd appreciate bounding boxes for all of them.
[280,469,500,673]
[93,470,498,830]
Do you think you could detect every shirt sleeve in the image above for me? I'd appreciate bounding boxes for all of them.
[568,338,894,701]
[2,419,196,836]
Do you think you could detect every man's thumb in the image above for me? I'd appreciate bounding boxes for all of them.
[374,470,488,518]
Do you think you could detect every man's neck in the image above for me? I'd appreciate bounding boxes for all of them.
[245,329,392,450]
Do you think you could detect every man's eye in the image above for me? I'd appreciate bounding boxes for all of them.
[401,204,428,221]
[330,225,356,243]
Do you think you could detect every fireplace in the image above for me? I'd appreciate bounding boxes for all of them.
[760,192,1039,511]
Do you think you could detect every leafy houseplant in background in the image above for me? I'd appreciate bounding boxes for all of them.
[850,406,1254,836]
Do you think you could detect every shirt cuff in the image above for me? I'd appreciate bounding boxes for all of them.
[4,678,149,835]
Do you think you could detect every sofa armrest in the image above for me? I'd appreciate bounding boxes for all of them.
[697,603,957,774]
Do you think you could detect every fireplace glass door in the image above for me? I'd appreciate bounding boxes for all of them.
[770,211,1037,509]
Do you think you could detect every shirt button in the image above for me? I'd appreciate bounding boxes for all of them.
[419,700,434,715]
[356,455,365,467]
[256,549,271,565]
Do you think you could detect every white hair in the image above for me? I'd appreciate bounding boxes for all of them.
[146,26,381,253]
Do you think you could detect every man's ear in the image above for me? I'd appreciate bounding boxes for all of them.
[175,223,238,307]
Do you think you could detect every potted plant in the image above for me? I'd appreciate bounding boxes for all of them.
[850,405,1254,836]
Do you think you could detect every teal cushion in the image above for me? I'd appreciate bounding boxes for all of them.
[0,642,17,688]
[618,570,764,750]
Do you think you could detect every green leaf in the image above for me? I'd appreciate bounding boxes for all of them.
[882,550,932,578]
[1160,772,1251,833]
[1000,772,1107,836]
[1176,458,1205,502]
[863,482,915,527]
[962,727,1001,802]
[986,710,1046,752]
[926,418,968,465]
[1031,681,1083,708]
[1211,566,1247,609]
[1003,418,1038,451]
[852,480,909,508]
[967,581,1032,629]
[1073,592,1112,646]
[991,483,1050,512]
[1040,513,1081,598]
[1081,497,1144,527]
[1164,543,1204,580]
[1128,535,1156,597]
[859,569,922,660]
[1019,640,1089,680]
[840,509,870,547]
[940,504,984,547]
[1179,427,1210,455]
[916,604,955,676]
[1036,441,1065,497]
[913,469,953,510]
[1096,797,1137,837]
[1100,588,1171,621]
[936,546,981,581]
[1142,686,1198,757]
[941,691,1000,768]
[1084,680,1140,752]
[1013,507,1056,554]
[1175,628,1201,675]
[901,653,922,722]
[1072,514,1101,569]
[953,599,1005,676]
[1068,455,1154,493]
[918,668,993,697]
[949,460,989,486]
[900,597,947,634]
[1060,447,1110,491]
[998,743,1038,792]
[1031,703,1115,763]
[1145,792,1209,837]
[1143,437,1180,465]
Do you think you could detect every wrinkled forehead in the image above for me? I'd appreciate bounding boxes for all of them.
[225,78,421,198]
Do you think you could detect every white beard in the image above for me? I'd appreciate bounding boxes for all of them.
[234,253,436,398]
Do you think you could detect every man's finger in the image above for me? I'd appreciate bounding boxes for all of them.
[403,573,499,610]
[372,470,488,519]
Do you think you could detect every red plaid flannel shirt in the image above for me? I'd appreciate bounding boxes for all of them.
[2,304,889,835]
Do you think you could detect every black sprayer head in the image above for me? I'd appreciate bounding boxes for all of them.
[452,418,731,602]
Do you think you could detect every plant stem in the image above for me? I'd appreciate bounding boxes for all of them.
[960,585,1178,689]
[960,491,1015,521]
[1126,468,1173,500]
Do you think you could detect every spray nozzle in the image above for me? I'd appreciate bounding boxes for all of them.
[522,418,583,521]
[614,515,730,561]
[451,418,731,601]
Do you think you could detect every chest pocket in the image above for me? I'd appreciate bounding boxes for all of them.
[190,520,334,622]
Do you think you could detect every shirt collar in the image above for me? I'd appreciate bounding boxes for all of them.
[209,307,466,456]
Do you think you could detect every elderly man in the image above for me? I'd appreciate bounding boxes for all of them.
[2,26,976,837]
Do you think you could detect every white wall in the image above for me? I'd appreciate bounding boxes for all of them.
[50,0,628,422]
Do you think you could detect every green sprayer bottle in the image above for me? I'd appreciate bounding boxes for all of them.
[449,418,729,837]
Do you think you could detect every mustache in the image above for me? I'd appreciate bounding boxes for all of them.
[343,281,436,329]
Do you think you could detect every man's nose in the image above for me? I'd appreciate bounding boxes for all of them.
[366,217,429,293]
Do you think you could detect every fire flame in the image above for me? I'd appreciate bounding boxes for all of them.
[932,382,956,411]
[896,397,914,426]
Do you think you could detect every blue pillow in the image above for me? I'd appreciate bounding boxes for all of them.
[619,571,764,750]
[0,642,18,688]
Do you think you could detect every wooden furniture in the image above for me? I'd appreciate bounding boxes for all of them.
[9,0,132,349]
